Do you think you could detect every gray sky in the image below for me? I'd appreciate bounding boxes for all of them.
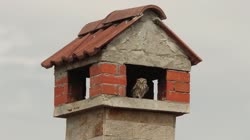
[0,0,249,140]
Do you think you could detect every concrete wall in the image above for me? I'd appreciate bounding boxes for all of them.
[66,109,104,140]
[66,107,176,140]
[104,108,176,140]
[100,11,191,71]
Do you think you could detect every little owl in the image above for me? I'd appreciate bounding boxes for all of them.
[131,78,149,99]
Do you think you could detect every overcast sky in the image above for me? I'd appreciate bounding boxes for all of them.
[0,0,249,140]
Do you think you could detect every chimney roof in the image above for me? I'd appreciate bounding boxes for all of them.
[41,5,201,69]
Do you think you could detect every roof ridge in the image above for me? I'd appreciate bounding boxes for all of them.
[78,5,166,36]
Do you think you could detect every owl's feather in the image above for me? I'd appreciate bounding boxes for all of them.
[132,78,149,99]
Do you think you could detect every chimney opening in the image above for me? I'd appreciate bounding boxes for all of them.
[67,65,90,102]
[126,64,165,100]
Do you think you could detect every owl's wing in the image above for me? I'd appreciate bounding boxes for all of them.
[131,84,137,93]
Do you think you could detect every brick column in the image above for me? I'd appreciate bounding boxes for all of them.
[165,70,190,103]
[54,72,70,106]
[89,62,126,97]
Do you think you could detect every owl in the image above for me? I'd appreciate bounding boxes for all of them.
[131,78,149,99]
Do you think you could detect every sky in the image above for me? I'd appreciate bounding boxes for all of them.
[0,0,250,140]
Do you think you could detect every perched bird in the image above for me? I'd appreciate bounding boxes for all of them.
[131,78,149,99]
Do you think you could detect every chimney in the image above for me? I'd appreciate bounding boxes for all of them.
[42,5,201,140]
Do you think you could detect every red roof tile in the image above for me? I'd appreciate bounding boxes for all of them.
[102,5,166,24]
[78,5,166,36]
[42,17,141,68]
[41,5,201,69]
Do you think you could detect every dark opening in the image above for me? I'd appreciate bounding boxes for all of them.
[68,65,90,102]
[126,64,165,100]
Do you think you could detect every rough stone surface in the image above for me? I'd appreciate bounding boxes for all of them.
[99,11,191,71]
[54,94,190,118]
[65,107,176,140]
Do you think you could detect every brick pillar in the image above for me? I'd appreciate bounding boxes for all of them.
[165,70,190,103]
[54,72,70,106]
[54,71,86,106]
[89,62,126,97]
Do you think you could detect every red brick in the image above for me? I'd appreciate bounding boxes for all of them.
[175,82,190,93]
[91,74,126,86]
[55,86,63,96]
[166,70,190,83]
[90,64,100,76]
[103,75,126,85]
[90,84,119,97]
[90,87,101,97]
[64,83,69,93]
[54,94,70,106]
[119,65,126,75]
[100,63,117,75]
[90,63,118,76]
[166,81,175,91]
[90,77,97,86]
[54,86,68,97]
[55,83,69,98]
[101,84,118,95]
[55,76,68,86]
[166,92,190,103]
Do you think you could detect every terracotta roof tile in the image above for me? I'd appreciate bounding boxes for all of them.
[78,20,104,36]
[78,5,166,36]
[42,17,141,68]
[41,5,201,69]
[102,5,166,24]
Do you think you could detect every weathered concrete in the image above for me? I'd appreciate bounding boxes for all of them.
[54,94,190,117]
[100,11,191,71]
[66,109,104,140]
[54,55,101,74]
[65,107,176,140]
[104,108,175,140]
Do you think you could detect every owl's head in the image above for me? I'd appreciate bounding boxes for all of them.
[136,78,147,85]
